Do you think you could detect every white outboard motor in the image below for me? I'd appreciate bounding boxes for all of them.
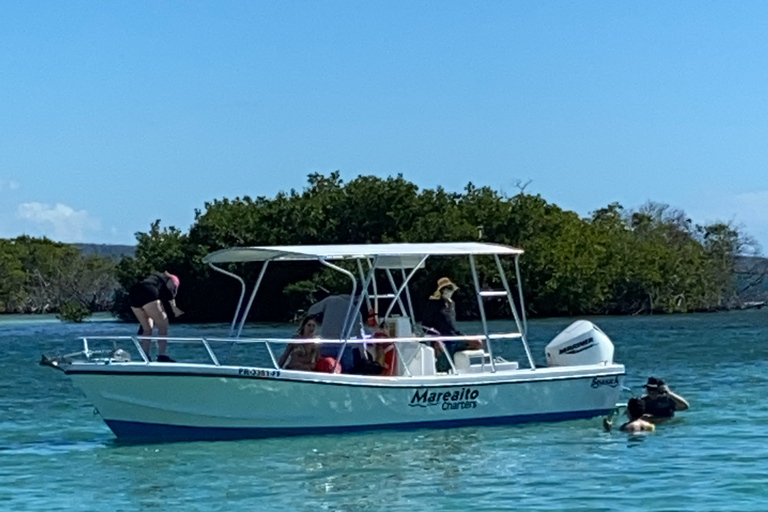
[545,320,614,366]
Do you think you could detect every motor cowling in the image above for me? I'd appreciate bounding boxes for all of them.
[545,320,614,366]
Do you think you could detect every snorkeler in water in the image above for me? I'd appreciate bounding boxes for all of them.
[640,377,689,423]
[603,398,656,433]
[619,398,656,433]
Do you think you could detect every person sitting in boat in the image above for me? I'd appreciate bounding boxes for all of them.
[640,377,689,422]
[129,271,184,362]
[278,316,320,371]
[306,294,365,372]
[619,398,656,433]
[422,277,482,373]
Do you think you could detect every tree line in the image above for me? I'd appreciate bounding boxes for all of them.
[108,172,759,323]
[0,173,759,321]
[0,236,118,317]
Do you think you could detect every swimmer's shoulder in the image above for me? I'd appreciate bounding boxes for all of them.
[620,420,655,433]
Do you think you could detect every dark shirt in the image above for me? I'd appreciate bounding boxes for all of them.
[422,298,461,336]
[144,273,178,319]
[640,395,677,418]
[423,298,464,373]
[141,273,178,301]
[129,272,179,312]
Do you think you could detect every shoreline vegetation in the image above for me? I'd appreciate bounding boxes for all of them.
[1,173,766,323]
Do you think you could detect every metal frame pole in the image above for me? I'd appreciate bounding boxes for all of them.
[469,254,496,372]
[208,263,247,337]
[382,255,429,321]
[319,259,361,368]
[514,254,528,338]
[236,261,270,338]
[495,254,535,369]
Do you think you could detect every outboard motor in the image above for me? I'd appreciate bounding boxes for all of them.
[545,320,614,366]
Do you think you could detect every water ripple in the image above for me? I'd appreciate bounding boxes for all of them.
[2,312,768,511]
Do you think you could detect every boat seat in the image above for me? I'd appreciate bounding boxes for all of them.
[454,350,518,374]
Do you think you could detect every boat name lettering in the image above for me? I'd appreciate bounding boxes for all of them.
[409,387,479,410]
[559,337,596,355]
[591,376,619,388]
[238,368,281,378]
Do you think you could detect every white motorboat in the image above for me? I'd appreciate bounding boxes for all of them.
[43,242,625,442]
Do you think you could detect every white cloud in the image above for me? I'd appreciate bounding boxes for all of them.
[0,179,20,192]
[16,202,100,242]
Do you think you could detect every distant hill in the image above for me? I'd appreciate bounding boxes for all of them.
[75,243,135,259]
[735,255,768,302]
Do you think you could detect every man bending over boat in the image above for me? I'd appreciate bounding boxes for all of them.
[640,377,689,423]
[129,271,184,362]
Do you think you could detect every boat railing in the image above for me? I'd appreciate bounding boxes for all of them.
[75,332,524,375]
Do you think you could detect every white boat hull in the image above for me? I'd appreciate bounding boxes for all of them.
[67,362,625,441]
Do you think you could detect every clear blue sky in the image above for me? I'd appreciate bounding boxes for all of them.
[1,2,767,251]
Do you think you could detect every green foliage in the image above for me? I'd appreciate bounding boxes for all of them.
[5,174,752,322]
[0,240,27,312]
[0,236,119,314]
[106,173,758,322]
[57,301,93,323]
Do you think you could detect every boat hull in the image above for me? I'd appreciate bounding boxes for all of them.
[67,363,625,442]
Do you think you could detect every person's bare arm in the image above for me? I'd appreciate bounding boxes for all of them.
[169,299,184,317]
[660,384,689,411]
[667,390,689,411]
[277,345,293,368]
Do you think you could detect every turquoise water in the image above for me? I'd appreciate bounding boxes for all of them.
[2,311,768,511]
